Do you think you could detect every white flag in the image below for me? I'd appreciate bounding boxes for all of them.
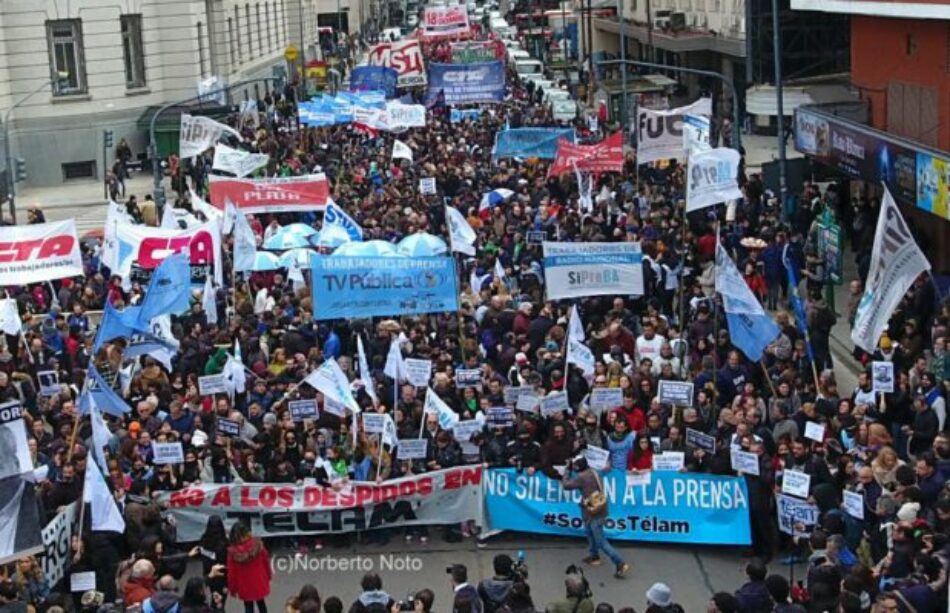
[568,306,586,342]
[494,259,506,279]
[392,139,414,162]
[212,142,269,178]
[852,187,931,352]
[224,340,246,397]
[357,336,379,404]
[190,189,223,221]
[470,267,484,294]
[574,163,593,213]
[381,413,398,447]
[303,358,361,413]
[232,202,258,272]
[566,336,595,378]
[83,457,126,533]
[179,114,241,158]
[424,387,459,430]
[446,206,476,256]
[161,206,180,229]
[202,276,218,325]
[383,338,407,382]
[686,147,743,212]
[0,299,20,336]
[102,200,133,271]
[89,400,111,472]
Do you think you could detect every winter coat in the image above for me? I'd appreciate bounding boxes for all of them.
[226,536,271,602]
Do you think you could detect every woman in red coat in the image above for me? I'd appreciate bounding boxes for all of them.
[227,522,272,613]
[627,433,655,472]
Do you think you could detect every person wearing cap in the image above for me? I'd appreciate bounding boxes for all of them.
[644,582,682,613]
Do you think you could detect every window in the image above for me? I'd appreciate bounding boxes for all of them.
[256,4,263,54]
[121,15,146,88]
[234,7,243,61]
[228,17,236,66]
[46,19,86,95]
[265,3,272,50]
[62,161,96,180]
[246,4,253,57]
[197,22,206,77]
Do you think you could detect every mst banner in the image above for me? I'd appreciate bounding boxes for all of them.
[368,40,427,87]
[114,219,223,287]
[311,256,459,320]
[209,174,330,213]
[427,62,505,106]
[543,241,643,299]
[484,469,751,545]
[0,220,83,286]
[157,466,483,541]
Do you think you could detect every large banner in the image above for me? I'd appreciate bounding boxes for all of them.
[114,219,223,287]
[548,131,624,176]
[493,128,576,160]
[423,5,471,37]
[686,147,743,212]
[208,174,330,213]
[350,66,399,99]
[543,241,644,299]
[157,466,484,541]
[368,40,427,87]
[0,402,44,564]
[0,220,83,286]
[179,114,241,158]
[311,256,459,320]
[427,62,506,106]
[41,502,78,587]
[635,98,712,163]
[386,102,427,129]
[484,469,751,545]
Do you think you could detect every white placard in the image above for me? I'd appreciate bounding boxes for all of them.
[152,442,184,465]
[323,396,346,417]
[540,392,569,416]
[589,388,624,413]
[583,446,609,471]
[515,393,540,413]
[782,469,811,499]
[37,370,60,397]
[199,373,229,395]
[804,421,825,443]
[362,413,386,434]
[843,490,864,520]
[686,428,716,452]
[419,177,437,195]
[452,420,482,441]
[686,147,743,212]
[730,448,760,476]
[70,571,96,593]
[396,439,428,460]
[627,470,652,485]
[871,361,894,393]
[405,358,433,387]
[503,385,535,405]
[652,451,685,471]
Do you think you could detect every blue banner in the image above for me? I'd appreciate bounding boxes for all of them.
[450,109,482,123]
[493,128,576,160]
[484,469,751,545]
[350,66,399,98]
[426,61,505,106]
[311,256,459,320]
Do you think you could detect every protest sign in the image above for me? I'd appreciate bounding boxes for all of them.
[543,242,644,299]
[419,177,437,195]
[152,442,185,465]
[843,490,864,520]
[423,5,471,36]
[589,388,623,413]
[515,393,540,413]
[486,407,513,428]
[362,413,386,434]
[657,381,694,407]
[452,420,482,441]
[323,397,346,418]
[583,446,609,471]
[41,503,77,587]
[179,114,240,157]
[405,358,433,387]
[540,392,569,417]
[208,174,330,213]
[37,370,60,397]
[0,221,83,286]
[652,452,685,471]
[526,230,547,244]
[782,470,811,499]
[493,128,575,160]
[289,399,319,422]
[368,40,427,86]
[776,494,819,538]
[114,219,223,287]
[455,369,481,389]
[216,418,241,438]
[804,421,825,442]
[871,361,894,393]
[503,385,535,405]
[397,439,428,460]
[199,374,229,395]
[686,428,716,452]
[730,449,760,476]
[548,132,624,176]
[70,571,96,593]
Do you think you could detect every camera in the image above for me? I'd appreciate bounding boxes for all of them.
[398,592,416,612]
[511,551,528,582]
[565,565,592,599]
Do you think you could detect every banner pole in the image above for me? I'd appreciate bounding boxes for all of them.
[760,359,778,398]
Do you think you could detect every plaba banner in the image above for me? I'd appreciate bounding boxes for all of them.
[209,174,330,213]
[311,256,459,320]
[0,220,83,286]
[543,242,644,299]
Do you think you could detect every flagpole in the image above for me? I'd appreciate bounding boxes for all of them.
[712,222,721,406]
[759,359,778,398]
[66,412,82,464]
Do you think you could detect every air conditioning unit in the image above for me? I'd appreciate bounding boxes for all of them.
[654,16,671,29]
[671,12,687,30]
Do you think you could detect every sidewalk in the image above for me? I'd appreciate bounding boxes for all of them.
[17,172,155,210]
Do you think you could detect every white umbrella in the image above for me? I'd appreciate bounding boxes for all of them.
[332,240,402,257]
[315,225,355,248]
[250,251,281,271]
[278,248,318,268]
[397,232,449,257]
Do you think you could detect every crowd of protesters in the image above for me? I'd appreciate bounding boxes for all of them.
[0,25,946,613]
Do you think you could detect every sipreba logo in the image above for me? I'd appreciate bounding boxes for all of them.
[138,231,214,268]
[0,236,75,262]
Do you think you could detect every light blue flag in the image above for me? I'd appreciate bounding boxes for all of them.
[784,250,816,363]
[324,201,363,240]
[93,302,140,354]
[139,252,192,322]
[79,365,130,417]
[715,244,780,362]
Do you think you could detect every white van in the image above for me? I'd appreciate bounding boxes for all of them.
[515,59,544,76]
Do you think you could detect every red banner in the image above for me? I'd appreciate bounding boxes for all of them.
[548,132,625,177]
[423,5,471,37]
[208,174,330,213]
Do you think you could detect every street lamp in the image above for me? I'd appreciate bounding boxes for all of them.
[772,0,787,214]
[3,78,57,224]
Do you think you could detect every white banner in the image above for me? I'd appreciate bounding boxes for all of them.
[852,187,931,352]
[156,466,485,540]
[0,220,83,286]
[212,143,269,178]
[392,140,414,162]
[683,114,711,153]
[635,98,712,163]
[543,242,644,299]
[180,114,241,158]
[368,40,427,87]
[113,218,223,287]
[41,502,77,587]
[686,147,743,212]
[386,102,427,129]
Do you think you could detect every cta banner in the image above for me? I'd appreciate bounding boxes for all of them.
[423,5,470,37]
[209,174,330,213]
[114,219,223,287]
[157,466,484,540]
[635,98,711,164]
[548,131,624,176]
[484,469,751,545]
[494,128,576,160]
[368,40,427,87]
[427,62,506,106]
[0,220,83,286]
[542,241,644,299]
[311,256,459,320]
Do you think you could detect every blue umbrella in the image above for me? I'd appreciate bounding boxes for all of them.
[250,251,281,271]
[314,225,354,249]
[278,248,318,269]
[263,228,311,250]
[282,223,319,237]
[332,240,401,257]
[397,232,449,257]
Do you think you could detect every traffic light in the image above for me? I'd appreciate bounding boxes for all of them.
[103,129,114,148]
[14,158,26,183]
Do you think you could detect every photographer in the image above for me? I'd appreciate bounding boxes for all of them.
[544,573,592,613]
[448,565,481,613]
[561,457,630,579]
[478,555,524,613]
[390,590,434,613]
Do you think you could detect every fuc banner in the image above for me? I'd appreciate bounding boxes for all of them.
[542,241,644,299]
[311,256,459,320]
[484,469,751,545]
